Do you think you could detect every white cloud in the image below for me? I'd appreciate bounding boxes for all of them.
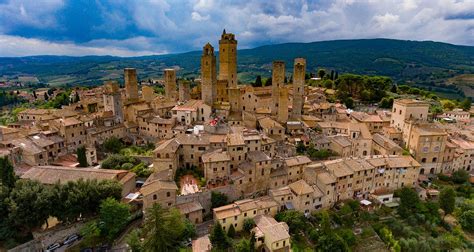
[0,35,167,57]
[0,0,64,32]
[192,11,210,21]
[1,0,474,56]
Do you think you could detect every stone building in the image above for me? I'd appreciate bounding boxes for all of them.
[271,61,285,116]
[178,80,191,102]
[103,81,124,123]
[124,68,139,102]
[201,43,217,105]
[291,58,306,120]
[218,29,237,89]
[164,69,177,101]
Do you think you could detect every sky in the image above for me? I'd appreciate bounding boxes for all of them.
[0,0,473,57]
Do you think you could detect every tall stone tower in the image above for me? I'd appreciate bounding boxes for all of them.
[201,43,217,105]
[218,29,238,89]
[278,86,289,123]
[124,68,139,102]
[178,79,191,102]
[291,58,306,120]
[271,61,285,116]
[228,88,241,113]
[103,81,123,123]
[142,85,154,103]
[164,69,177,101]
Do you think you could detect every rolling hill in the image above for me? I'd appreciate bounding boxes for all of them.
[1,38,473,97]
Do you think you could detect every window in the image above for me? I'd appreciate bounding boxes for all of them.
[167,192,171,197]
[153,195,157,200]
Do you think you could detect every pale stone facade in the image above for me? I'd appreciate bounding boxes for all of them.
[201,43,217,105]
[124,68,139,102]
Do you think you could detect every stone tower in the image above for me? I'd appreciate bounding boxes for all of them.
[164,69,177,101]
[103,81,123,123]
[228,88,241,113]
[201,43,217,105]
[178,79,191,102]
[142,85,154,103]
[278,86,289,123]
[124,68,139,102]
[291,58,306,120]
[218,29,238,89]
[271,61,285,116]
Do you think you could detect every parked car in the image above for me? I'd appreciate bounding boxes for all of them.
[45,242,61,252]
[63,234,80,246]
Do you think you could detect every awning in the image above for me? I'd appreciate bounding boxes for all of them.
[360,199,372,206]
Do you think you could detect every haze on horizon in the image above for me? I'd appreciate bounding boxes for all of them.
[0,0,473,57]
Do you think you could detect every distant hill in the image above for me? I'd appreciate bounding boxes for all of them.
[1,38,473,97]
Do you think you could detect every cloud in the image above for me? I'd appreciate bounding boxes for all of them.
[0,35,167,57]
[0,0,473,56]
[192,12,210,21]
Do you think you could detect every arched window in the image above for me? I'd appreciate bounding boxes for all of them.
[420,168,425,174]
[432,157,437,163]
[421,158,426,163]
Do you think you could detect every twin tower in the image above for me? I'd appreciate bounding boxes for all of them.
[201,29,238,106]
[201,29,306,121]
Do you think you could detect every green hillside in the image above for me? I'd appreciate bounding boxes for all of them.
[1,38,473,97]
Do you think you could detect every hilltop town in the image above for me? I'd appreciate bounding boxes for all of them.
[0,30,473,252]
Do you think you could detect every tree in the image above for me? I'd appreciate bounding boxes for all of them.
[142,204,185,252]
[103,137,124,153]
[180,219,197,241]
[330,70,335,80]
[211,191,228,209]
[8,180,53,232]
[80,221,101,247]
[441,100,456,111]
[126,229,143,252]
[227,224,236,238]
[243,218,256,233]
[398,187,420,217]
[317,69,326,79]
[460,98,471,111]
[344,97,354,109]
[0,157,16,189]
[275,210,308,234]
[459,210,474,232]
[390,84,398,93]
[451,170,469,184]
[322,79,334,89]
[209,222,232,250]
[44,92,49,101]
[32,90,37,99]
[253,76,262,87]
[296,142,306,154]
[264,78,272,87]
[99,197,130,240]
[234,237,252,252]
[439,188,455,218]
[76,146,88,167]
[315,232,349,252]
[75,92,80,103]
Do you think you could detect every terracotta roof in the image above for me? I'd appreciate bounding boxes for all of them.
[140,179,178,196]
[176,201,204,214]
[288,180,314,195]
[317,171,337,184]
[21,166,134,185]
[285,155,311,167]
[227,133,245,146]
[253,215,290,243]
[213,204,241,219]
[258,117,284,130]
[202,149,230,163]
